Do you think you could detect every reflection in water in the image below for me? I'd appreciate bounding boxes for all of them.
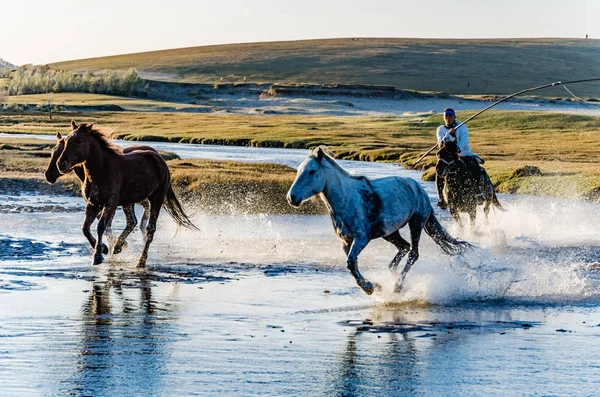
[329,328,419,397]
[65,269,180,396]
[326,305,531,396]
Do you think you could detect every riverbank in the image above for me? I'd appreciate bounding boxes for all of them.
[2,109,600,204]
[0,137,322,215]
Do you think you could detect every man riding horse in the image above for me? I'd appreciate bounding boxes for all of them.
[435,108,486,210]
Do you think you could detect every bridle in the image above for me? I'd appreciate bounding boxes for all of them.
[436,148,459,177]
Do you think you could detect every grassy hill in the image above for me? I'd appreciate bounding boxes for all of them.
[50,38,600,97]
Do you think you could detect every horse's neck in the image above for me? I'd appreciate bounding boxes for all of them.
[320,163,363,217]
[73,166,86,182]
[82,138,115,182]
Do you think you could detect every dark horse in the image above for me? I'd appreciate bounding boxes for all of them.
[57,121,198,267]
[45,132,153,253]
[436,140,504,227]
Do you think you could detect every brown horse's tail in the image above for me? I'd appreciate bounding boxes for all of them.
[424,211,473,255]
[163,184,200,231]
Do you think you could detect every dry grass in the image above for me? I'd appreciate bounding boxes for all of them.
[2,108,600,203]
[0,138,323,214]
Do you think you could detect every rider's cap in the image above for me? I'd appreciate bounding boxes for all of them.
[443,108,455,116]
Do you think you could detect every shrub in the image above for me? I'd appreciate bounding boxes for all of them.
[6,66,147,96]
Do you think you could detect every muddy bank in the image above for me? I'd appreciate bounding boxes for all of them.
[144,80,441,102]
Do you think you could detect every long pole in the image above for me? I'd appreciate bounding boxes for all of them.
[411,77,600,166]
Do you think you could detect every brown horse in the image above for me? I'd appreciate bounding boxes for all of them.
[57,121,198,267]
[45,132,153,254]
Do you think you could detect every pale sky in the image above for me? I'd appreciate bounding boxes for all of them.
[2,0,597,66]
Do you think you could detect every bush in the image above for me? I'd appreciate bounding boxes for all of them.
[510,165,542,178]
[6,66,147,97]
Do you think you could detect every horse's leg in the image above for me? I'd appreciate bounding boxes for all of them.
[139,199,150,233]
[483,200,491,224]
[383,231,410,271]
[483,176,493,223]
[394,217,425,293]
[449,207,462,227]
[113,204,137,254]
[346,237,379,295]
[93,204,118,265]
[82,204,108,255]
[469,208,477,231]
[137,197,162,268]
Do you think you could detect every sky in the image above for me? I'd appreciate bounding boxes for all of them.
[2,0,597,66]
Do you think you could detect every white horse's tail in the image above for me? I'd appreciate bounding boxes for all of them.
[424,211,473,255]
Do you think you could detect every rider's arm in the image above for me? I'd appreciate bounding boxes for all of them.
[436,126,444,145]
[455,124,469,153]
[437,126,454,146]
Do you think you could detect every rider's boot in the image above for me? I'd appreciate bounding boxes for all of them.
[436,173,447,210]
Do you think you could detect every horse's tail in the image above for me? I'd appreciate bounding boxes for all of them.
[483,171,506,212]
[424,210,473,255]
[163,184,200,231]
[490,188,506,212]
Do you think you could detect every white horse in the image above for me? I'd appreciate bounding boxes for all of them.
[287,146,471,295]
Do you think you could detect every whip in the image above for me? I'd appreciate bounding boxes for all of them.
[411,77,600,166]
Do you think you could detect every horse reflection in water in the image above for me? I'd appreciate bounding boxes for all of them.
[287,146,471,294]
[56,121,199,267]
[72,270,179,395]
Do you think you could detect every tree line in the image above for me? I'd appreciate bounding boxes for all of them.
[2,66,148,96]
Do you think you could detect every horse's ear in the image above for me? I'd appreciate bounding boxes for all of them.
[315,146,324,161]
[70,120,77,130]
[56,132,62,140]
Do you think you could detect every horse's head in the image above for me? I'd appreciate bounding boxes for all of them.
[44,132,67,184]
[57,120,93,174]
[436,139,460,177]
[287,146,329,207]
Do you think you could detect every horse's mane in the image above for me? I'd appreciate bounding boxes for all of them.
[440,140,459,153]
[84,124,123,154]
[312,145,371,184]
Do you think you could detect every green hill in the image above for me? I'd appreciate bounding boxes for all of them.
[50,38,600,97]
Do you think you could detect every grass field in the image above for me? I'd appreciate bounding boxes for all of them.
[3,93,210,112]
[0,137,323,214]
[49,38,600,98]
[1,109,600,202]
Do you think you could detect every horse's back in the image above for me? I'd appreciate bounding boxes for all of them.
[371,176,432,233]
[119,150,171,204]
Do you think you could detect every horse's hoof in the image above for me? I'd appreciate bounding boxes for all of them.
[101,244,109,255]
[394,283,404,293]
[113,241,126,254]
[136,259,146,268]
[363,281,380,295]
[92,254,104,266]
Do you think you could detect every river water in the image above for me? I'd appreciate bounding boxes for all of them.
[2,137,600,396]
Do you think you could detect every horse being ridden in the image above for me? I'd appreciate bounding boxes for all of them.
[45,132,152,252]
[287,146,471,294]
[57,121,198,267]
[436,140,504,227]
